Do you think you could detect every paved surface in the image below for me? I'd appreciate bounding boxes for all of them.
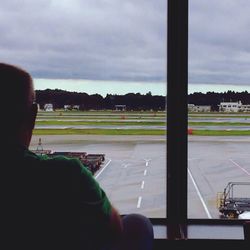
[30,135,250,219]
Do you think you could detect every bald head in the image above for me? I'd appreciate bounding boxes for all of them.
[0,63,35,112]
[0,63,37,146]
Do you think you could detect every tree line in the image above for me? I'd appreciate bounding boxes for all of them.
[188,90,250,111]
[36,89,250,111]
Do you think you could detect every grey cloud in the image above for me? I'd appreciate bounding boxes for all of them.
[0,0,166,82]
[3,0,250,86]
[189,0,250,85]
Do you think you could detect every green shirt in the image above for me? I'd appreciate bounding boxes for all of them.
[3,144,112,249]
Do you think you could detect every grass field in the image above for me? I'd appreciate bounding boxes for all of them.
[34,110,250,136]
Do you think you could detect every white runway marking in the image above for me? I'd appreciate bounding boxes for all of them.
[188,168,212,219]
[229,159,250,176]
[143,169,147,176]
[141,181,145,189]
[137,196,142,208]
[144,158,151,167]
[95,159,112,179]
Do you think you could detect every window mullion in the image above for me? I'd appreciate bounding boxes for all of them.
[167,0,188,239]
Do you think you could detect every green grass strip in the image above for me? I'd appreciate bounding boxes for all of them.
[33,128,166,136]
[33,128,250,136]
[36,121,165,126]
[189,122,250,126]
[36,120,250,126]
[191,130,250,136]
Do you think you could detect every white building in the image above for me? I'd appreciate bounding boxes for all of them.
[115,105,126,111]
[72,105,80,110]
[240,104,250,112]
[64,105,71,111]
[194,105,211,112]
[64,104,80,111]
[219,101,242,112]
[44,103,54,112]
[188,104,211,112]
[188,104,195,112]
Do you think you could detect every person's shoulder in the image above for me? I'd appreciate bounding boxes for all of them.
[26,150,91,174]
[32,151,80,165]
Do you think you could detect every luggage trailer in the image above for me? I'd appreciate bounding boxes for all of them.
[217,182,250,219]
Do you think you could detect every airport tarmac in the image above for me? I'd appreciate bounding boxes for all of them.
[30,135,250,219]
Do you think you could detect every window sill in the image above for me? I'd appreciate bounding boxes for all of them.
[151,218,249,240]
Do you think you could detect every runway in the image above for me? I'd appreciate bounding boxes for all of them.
[29,134,250,219]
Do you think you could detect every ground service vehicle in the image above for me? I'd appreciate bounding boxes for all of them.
[32,138,105,174]
[32,146,105,175]
[217,182,250,219]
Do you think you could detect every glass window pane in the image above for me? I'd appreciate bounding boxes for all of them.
[1,1,167,218]
[189,0,250,220]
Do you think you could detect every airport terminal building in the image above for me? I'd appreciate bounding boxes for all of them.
[219,100,250,112]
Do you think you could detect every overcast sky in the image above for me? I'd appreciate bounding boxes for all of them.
[1,0,250,88]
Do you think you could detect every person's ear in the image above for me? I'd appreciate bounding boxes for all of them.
[29,103,38,129]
